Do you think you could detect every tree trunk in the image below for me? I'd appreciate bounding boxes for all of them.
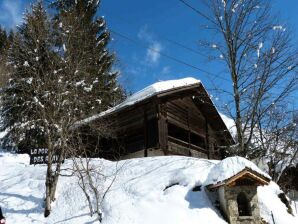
[44,148,53,217]
[50,150,64,201]
[45,136,55,217]
[224,21,245,156]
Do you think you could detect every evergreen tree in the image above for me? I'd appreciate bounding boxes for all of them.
[1,0,125,217]
[0,2,66,216]
[0,27,13,88]
[0,28,14,57]
[40,0,125,217]
[0,2,56,152]
[52,0,125,119]
[0,26,8,53]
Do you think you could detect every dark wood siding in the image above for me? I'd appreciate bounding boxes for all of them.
[82,85,233,160]
[165,97,209,157]
[115,102,159,155]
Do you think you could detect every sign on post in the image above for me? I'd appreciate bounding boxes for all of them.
[30,148,59,165]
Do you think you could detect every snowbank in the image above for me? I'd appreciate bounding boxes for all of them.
[0,152,297,224]
[205,156,271,185]
[258,182,298,224]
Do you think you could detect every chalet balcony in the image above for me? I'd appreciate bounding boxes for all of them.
[167,135,207,156]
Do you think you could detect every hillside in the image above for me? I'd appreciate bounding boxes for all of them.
[0,150,297,224]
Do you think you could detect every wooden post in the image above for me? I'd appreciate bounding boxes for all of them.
[205,118,211,159]
[271,211,276,224]
[158,103,168,153]
[143,109,148,157]
[187,110,191,156]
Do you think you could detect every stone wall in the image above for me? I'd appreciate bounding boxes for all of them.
[223,185,262,224]
[218,187,227,216]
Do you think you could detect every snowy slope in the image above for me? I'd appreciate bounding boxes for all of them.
[0,151,297,224]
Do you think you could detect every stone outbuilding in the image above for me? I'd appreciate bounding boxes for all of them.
[207,167,270,224]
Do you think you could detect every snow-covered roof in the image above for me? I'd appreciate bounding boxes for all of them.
[205,156,271,186]
[75,77,200,126]
[104,77,200,114]
[219,113,237,138]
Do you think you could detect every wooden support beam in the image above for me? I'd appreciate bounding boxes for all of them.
[143,109,148,157]
[205,119,211,159]
[158,103,168,153]
[187,110,191,156]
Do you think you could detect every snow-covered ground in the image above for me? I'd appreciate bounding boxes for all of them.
[0,151,297,224]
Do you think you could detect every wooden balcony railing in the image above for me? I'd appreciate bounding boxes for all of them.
[168,135,207,154]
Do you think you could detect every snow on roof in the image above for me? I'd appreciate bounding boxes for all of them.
[205,156,271,186]
[110,77,200,112]
[219,113,237,138]
[76,77,200,126]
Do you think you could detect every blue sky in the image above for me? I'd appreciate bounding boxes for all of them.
[0,0,297,108]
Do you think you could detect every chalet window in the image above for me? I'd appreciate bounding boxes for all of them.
[124,128,144,153]
[190,132,205,148]
[146,118,158,148]
[213,143,220,156]
[168,123,188,143]
[168,123,206,149]
[237,192,252,216]
[213,143,218,151]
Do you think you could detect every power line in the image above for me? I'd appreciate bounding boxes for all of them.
[102,10,234,95]
[106,2,296,100]
[163,37,209,59]
[177,0,298,108]
[106,1,297,101]
[110,29,231,83]
[178,0,298,77]
[102,9,217,59]
[178,0,214,24]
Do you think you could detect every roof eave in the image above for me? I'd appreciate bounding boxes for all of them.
[206,168,271,189]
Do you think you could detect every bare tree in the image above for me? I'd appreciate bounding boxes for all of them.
[253,107,298,183]
[0,1,124,217]
[194,0,298,158]
[71,155,120,222]
[55,122,121,223]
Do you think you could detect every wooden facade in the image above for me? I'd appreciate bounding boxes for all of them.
[83,82,234,160]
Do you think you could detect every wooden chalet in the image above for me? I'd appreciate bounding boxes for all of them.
[78,78,234,160]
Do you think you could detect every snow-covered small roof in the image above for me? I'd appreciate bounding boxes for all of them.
[205,156,271,186]
[76,77,200,126]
